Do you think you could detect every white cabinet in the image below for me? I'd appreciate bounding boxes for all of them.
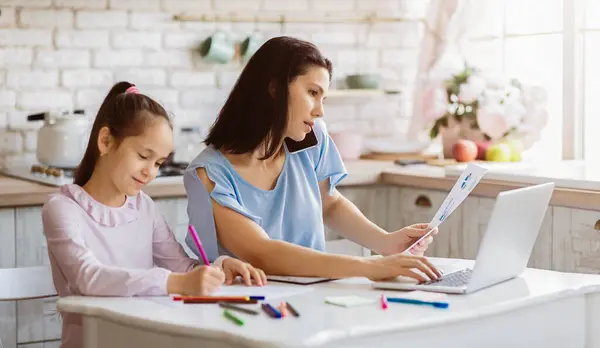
[0,208,17,348]
[326,186,389,257]
[387,187,463,259]
[14,207,61,345]
[552,207,600,273]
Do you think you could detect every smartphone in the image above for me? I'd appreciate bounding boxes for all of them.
[394,159,427,166]
[285,129,319,154]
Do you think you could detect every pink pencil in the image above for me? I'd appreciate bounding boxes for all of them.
[381,294,388,310]
[188,225,210,266]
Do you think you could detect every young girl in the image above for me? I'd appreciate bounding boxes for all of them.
[42,82,266,348]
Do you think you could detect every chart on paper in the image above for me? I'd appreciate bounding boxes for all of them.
[404,163,488,253]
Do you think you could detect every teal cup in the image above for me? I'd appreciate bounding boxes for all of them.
[239,34,263,64]
[200,31,235,64]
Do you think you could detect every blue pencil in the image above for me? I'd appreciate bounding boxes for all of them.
[386,297,449,309]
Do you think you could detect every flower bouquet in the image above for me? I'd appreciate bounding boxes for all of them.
[421,65,548,161]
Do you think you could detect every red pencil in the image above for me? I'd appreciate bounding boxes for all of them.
[183,299,258,304]
[173,296,249,301]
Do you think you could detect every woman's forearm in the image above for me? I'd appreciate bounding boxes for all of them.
[322,194,388,254]
[242,239,373,278]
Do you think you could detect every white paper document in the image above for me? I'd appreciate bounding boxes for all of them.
[404,163,488,253]
[213,284,314,299]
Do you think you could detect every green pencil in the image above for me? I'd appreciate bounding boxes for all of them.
[223,309,245,326]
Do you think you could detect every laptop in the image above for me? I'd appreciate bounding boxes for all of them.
[373,182,555,294]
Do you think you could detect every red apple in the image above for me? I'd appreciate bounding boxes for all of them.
[475,141,491,160]
[452,139,478,162]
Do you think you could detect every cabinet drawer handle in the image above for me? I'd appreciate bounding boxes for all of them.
[415,195,432,208]
[595,220,600,231]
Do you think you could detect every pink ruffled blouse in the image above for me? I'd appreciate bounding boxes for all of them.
[42,184,202,348]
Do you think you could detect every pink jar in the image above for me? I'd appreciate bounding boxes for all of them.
[329,132,363,160]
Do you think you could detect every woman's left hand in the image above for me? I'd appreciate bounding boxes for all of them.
[221,257,267,286]
[377,223,438,256]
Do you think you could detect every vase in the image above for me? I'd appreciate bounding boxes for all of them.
[440,117,487,159]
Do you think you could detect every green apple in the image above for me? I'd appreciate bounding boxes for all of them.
[504,139,524,162]
[485,143,512,162]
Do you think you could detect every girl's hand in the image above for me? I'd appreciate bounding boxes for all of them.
[168,265,225,295]
[221,257,267,286]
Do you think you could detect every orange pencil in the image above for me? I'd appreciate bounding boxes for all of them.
[279,302,288,317]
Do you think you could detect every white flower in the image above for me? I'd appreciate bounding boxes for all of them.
[458,75,486,103]
[422,84,448,122]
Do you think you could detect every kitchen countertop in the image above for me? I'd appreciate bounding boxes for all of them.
[0,161,598,210]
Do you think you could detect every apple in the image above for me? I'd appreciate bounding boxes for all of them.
[452,139,478,162]
[475,141,491,160]
[485,143,512,162]
[504,139,524,162]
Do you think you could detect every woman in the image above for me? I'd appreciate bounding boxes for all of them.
[184,36,441,282]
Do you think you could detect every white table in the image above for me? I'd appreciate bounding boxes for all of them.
[57,258,600,348]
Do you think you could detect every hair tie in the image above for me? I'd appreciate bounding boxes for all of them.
[125,86,140,94]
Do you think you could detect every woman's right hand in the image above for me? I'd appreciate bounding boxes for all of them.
[364,254,442,283]
[167,265,225,296]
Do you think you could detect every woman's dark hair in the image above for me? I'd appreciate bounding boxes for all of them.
[204,36,333,160]
[74,81,172,186]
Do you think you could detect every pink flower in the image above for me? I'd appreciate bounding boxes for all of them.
[422,84,448,122]
[477,103,510,139]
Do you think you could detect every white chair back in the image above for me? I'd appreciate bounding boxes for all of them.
[0,265,57,301]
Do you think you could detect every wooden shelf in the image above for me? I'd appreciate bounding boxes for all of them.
[326,89,400,99]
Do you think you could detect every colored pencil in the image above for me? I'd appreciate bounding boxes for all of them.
[285,302,300,317]
[223,309,245,326]
[219,302,259,315]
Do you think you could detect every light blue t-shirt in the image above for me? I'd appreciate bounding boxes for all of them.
[184,119,347,262]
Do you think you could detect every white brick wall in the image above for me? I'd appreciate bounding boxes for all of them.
[145,50,191,67]
[56,30,110,48]
[112,32,162,50]
[75,11,128,29]
[0,90,16,109]
[62,69,113,87]
[7,70,59,89]
[0,48,33,67]
[54,0,107,9]
[0,0,428,159]
[164,32,204,49]
[19,9,74,28]
[130,12,180,30]
[36,49,90,68]
[109,0,161,11]
[2,0,51,7]
[170,71,216,87]
[18,90,73,110]
[94,50,143,67]
[114,69,166,86]
[213,0,261,11]
[0,29,53,47]
[0,130,23,154]
[0,7,16,28]
[161,0,211,12]
[263,0,308,12]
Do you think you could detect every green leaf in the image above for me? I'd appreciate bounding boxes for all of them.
[429,125,439,139]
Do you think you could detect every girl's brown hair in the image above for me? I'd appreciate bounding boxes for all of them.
[73,81,172,186]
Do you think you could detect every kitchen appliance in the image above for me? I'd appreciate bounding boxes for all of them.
[27,109,91,169]
[0,156,188,187]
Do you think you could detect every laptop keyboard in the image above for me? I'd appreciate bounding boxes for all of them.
[423,268,473,287]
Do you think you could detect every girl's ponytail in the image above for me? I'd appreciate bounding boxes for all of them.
[73,81,171,186]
